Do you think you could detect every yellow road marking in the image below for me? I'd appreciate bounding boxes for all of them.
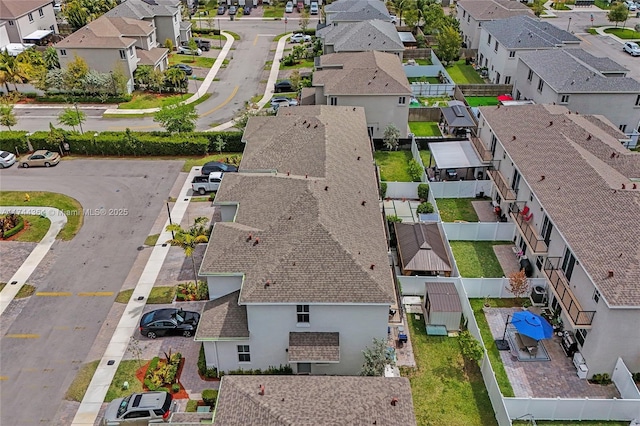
[5,334,40,339]
[36,291,72,297]
[254,34,259,46]
[0,376,8,380]
[53,326,70,330]
[77,291,114,297]
[576,34,591,46]
[200,86,239,117]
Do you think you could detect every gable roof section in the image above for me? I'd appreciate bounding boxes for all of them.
[331,8,392,22]
[214,376,417,425]
[425,282,462,312]
[136,46,168,66]
[395,222,452,272]
[201,106,395,305]
[479,104,640,307]
[519,49,640,93]
[458,0,532,20]
[482,15,579,48]
[320,19,403,52]
[55,16,148,49]
[0,0,51,19]
[288,332,340,362]
[325,0,390,15]
[195,290,249,339]
[314,51,411,96]
[105,0,179,19]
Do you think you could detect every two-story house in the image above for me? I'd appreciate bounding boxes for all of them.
[514,48,640,135]
[105,0,191,48]
[477,15,579,85]
[317,19,404,60]
[456,0,532,50]
[0,0,58,45]
[324,0,392,26]
[311,51,412,139]
[55,16,169,93]
[473,103,640,376]
[195,105,398,376]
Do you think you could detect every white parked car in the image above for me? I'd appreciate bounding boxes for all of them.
[285,1,294,12]
[177,46,202,56]
[0,150,16,168]
[629,3,637,10]
[623,42,640,56]
[290,33,311,43]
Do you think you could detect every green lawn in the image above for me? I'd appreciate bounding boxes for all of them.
[0,191,83,240]
[469,299,517,397]
[263,6,285,17]
[374,150,413,182]
[168,54,216,68]
[604,28,640,39]
[182,153,242,173]
[409,122,441,137]
[280,59,315,70]
[105,360,147,402]
[65,360,100,402]
[435,198,480,222]
[8,215,50,242]
[16,284,36,298]
[446,60,485,84]
[115,286,176,304]
[118,93,190,110]
[403,316,497,426]
[413,58,432,65]
[465,96,500,107]
[417,96,451,107]
[419,150,432,168]
[449,241,510,277]
[594,0,611,9]
[144,234,160,246]
[408,76,441,84]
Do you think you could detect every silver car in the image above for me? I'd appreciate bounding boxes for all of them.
[0,150,16,168]
[103,392,173,425]
[177,46,202,56]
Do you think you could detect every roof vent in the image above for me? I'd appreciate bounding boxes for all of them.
[391,397,399,406]
[259,385,265,395]
[325,186,329,191]
[353,107,356,111]
[264,280,271,288]
[357,156,361,160]
[370,264,375,270]
[253,237,260,246]
[538,175,545,182]
[361,200,366,206]
[587,134,592,140]
[608,270,614,278]
[622,183,626,190]
[547,121,553,127]
[633,183,638,189]
[512,135,516,141]
[246,234,252,242]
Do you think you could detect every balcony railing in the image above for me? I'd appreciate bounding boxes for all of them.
[470,136,492,162]
[509,208,547,254]
[487,169,516,200]
[543,257,595,327]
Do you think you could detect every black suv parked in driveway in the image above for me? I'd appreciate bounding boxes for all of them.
[182,38,211,52]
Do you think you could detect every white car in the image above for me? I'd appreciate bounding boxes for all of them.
[310,1,319,14]
[390,14,398,24]
[0,150,16,168]
[177,46,202,56]
[623,42,640,56]
[290,33,311,43]
[629,3,637,10]
[285,1,294,12]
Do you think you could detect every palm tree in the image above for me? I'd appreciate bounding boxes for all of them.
[43,47,60,70]
[163,67,186,92]
[0,50,30,92]
[166,217,210,282]
[134,65,152,90]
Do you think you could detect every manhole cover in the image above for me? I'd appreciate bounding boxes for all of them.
[137,246,145,251]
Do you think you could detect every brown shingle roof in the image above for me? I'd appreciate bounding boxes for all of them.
[480,104,640,307]
[425,282,462,312]
[457,0,532,20]
[195,291,249,339]
[55,16,152,49]
[288,332,340,362]
[213,376,417,426]
[395,222,451,273]
[201,106,395,305]
[136,47,168,66]
[314,51,411,96]
[0,0,51,19]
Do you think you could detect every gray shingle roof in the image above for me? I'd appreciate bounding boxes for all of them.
[479,104,640,307]
[483,15,579,48]
[425,282,462,313]
[314,51,411,96]
[331,8,392,22]
[325,0,390,15]
[201,106,396,305]
[562,48,629,74]
[395,222,452,273]
[458,0,532,20]
[441,101,476,128]
[214,376,417,426]
[288,332,340,362]
[105,0,179,19]
[320,19,403,53]
[195,290,249,339]
[519,49,640,93]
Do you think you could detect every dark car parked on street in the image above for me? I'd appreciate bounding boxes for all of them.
[274,80,294,93]
[243,6,251,14]
[170,64,193,75]
[139,308,200,339]
[201,161,238,175]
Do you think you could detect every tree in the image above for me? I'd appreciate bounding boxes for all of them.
[383,124,400,150]
[154,103,198,133]
[506,268,530,301]
[63,55,89,91]
[166,217,210,282]
[0,104,17,130]
[421,3,445,34]
[299,10,310,33]
[148,68,165,93]
[134,65,152,90]
[404,7,419,29]
[188,39,199,62]
[458,331,484,369]
[110,66,129,96]
[608,2,629,27]
[58,106,86,133]
[165,38,174,52]
[289,69,301,91]
[360,338,390,376]
[43,47,60,70]
[435,25,461,65]
[0,50,30,92]
[531,0,545,17]
[63,1,89,31]
[214,135,226,154]
[387,0,410,25]
[163,67,187,92]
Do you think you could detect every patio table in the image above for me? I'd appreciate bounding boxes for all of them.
[516,332,538,357]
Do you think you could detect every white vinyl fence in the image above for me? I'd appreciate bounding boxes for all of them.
[430,180,493,198]
[411,83,456,97]
[462,278,547,299]
[503,397,640,421]
[613,357,640,400]
[384,182,420,199]
[443,222,515,241]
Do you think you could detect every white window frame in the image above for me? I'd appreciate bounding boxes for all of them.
[487,34,492,45]
[398,96,406,105]
[494,41,498,52]
[119,49,126,60]
[39,8,44,17]
[537,79,544,92]
[296,305,310,323]
[237,345,251,362]
[508,51,515,58]
[329,96,337,106]
[527,69,533,82]
[560,94,570,104]
[593,289,600,304]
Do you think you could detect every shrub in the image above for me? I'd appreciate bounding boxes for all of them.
[202,389,218,406]
[417,183,430,200]
[225,365,293,375]
[157,387,170,393]
[379,182,387,199]
[263,364,293,375]
[459,330,484,364]
[171,383,180,393]
[408,159,422,182]
[0,131,28,152]
[416,202,434,214]
[386,215,402,223]
[1,215,24,239]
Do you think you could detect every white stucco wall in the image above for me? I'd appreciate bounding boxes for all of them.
[57,46,138,81]
[205,275,242,300]
[0,23,9,49]
[155,15,180,47]
[457,6,482,50]
[6,4,58,43]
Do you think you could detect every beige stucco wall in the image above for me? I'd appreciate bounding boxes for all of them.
[57,46,138,82]
[6,4,58,43]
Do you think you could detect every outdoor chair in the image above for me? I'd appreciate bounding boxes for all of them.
[520,205,530,216]
[524,213,533,222]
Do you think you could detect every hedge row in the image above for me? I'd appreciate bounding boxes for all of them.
[2,216,25,239]
[0,131,29,153]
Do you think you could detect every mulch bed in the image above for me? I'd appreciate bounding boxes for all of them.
[135,358,190,399]
[1,220,30,241]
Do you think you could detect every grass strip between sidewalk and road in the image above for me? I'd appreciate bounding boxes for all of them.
[115,286,176,304]
[64,360,100,402]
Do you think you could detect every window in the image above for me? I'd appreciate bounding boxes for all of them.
[619,124,627,132]
[398,96,406,105]
[518,236,526,253]
[495,72,501,84]
[511,168,521,191]
[560,95,570,104]
[575,329,588,347]
[535,256,543,271]
[119,50,126,60]
[561,247,576,281]
[8,20,14,26]
[494,41,498,52]
[463,10,466,17]
[124,411,150,419]
[537,79,544,92]
[50,25,55,31]
[39,8,44,17]
[636,95,640,106]
[467,16,470,23]
[515,90,521,100]
[508,51,515,58]
[487,34,492,45]
[329,97,337,106]
[59,49,67,56]
[237,345,250,362]
[504,76,511,84]
[527,69,533,82]
[541,215,553,246]
[479,53,484,64]
[593,289,600,304]
[490,134,497,156]
[297,305,309,323]
[28,12,34,22]
[129,46,134,57]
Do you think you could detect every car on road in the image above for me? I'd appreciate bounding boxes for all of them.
[102,391,173,425]
[19,150,60,168]
[177,46,202,56]
[170,64,193,75]
[201,161,238,175]
[285,1,294,12]
[310,1,319,14]
[140,308,200,339]
[229,5,237,15]
[0,150,16,168]
[274,80,294,93]
[623,42,640,56]
[290,33,312,43]
[217,5,225,14]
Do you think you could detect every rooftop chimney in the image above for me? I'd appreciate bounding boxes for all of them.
[259,385,265,396]
[391,397,398,406]
[608,270,614,278]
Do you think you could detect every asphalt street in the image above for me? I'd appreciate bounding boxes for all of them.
[0,159,181,425]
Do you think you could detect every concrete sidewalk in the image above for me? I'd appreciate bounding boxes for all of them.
[70,168,200,426]
[102,32,235,116]
[209,32,291,132]
[0,207,66,316]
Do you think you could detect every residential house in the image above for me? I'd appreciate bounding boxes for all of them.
[55,15,169,93]
[317,19,404,60]
[473,103,640,376]
[312,51,412,138]
[477,15,579,85]
[212,376,417,425]
[514,48,640,135]
[0,0,58,45]
[195,105,398,375]
[456,0,532,50]
[105,0,191,48]
[324,0,393,26]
